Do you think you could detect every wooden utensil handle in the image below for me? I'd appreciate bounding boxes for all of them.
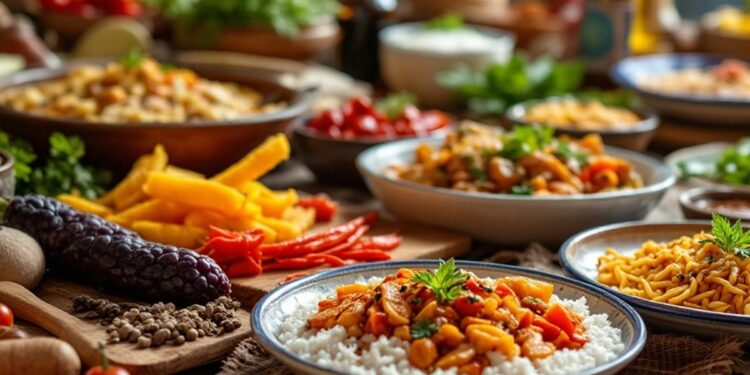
[0,281,99,366]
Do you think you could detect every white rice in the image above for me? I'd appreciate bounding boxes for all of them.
[277,285,624,375]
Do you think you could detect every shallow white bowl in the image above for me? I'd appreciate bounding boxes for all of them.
[356,137,676,246]
[379,22,514,108]
[560,221,750,339]
[252,260,647,375]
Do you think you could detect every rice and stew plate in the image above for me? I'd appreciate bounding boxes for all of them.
[253,260,646,375]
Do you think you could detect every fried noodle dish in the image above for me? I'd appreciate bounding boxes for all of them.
[391,123,643,196]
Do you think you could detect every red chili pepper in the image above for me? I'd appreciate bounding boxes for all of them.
[324,225,369,255]
[465,279,489,296]
[225,255,262,278]
[263,257,327,271]
[351,234,402,251]
[306,253,347,267]
[336,249,391,261]
[495,283,516,298]
[199,227,265,264]
[297,195,338,222]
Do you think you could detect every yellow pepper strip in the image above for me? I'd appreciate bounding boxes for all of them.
[131,221,206,249]
[165,165,205,179]
[183,209,256,231]
[250,221,277,243]
[255,215,300,241]
[255,189,298,218]
[98,144,168,210]
[211,134,290,188]
[143,171,246,216]
[57,194,112,217]
[283,206,316,233]
[112,199,189,224]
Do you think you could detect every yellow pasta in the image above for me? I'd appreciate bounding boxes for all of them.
[597,233,750,315]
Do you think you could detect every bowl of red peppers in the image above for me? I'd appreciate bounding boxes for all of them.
[293,93,452,186]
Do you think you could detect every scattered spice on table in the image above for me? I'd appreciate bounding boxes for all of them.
[72,295,242,348]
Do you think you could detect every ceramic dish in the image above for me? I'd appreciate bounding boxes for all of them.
[679,188,750,221]
[560,221,750,339]
[380,22,514,108]
[252,260,647,375]
[0,58,312,175]
[611,53,750,126]
[664,142,750,191]
[356,137,675,245]
[505,97,659,152]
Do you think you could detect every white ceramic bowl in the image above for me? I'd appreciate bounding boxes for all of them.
[560,221,750,339]
[379,22,514,108]
[357,137,676,246]
[665,142,750,192]
[252,260,647,375]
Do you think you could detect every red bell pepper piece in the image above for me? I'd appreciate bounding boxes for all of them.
[225,255,262,278]
[544,304,577,337]
[336,249,391,261]
[351,234,402,251]
[532,317,562,341]
[297,195,338,222]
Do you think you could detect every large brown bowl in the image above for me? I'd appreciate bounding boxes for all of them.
[0,59,312,175]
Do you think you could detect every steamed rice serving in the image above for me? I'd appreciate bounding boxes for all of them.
[276,261,624,374]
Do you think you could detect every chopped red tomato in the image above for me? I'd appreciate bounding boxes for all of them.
[544,304,577,337]
[453,294,484,317]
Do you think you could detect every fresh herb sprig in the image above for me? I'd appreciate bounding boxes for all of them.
[0,132,111,199]
[120,49,147,69]
[678,138,750,186]
[496,125,554,161]
[438,54,585,116]
[411,319,438,339]
[701,214,750,259]
[411,258,469,305]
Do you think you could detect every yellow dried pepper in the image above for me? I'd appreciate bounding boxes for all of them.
[98,144,168,210]
[143,172,246,216]
[212,134,290,188]
[131,221,206,249]
[57,194,112,217]
[110,199,189,225]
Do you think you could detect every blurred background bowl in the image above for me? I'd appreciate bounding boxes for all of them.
[0,58,312,175]
[679,187,750,221]
[379,22,514,108]
[505,97,659,152]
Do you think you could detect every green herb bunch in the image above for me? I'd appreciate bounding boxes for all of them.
[438,54,585,116]
[0,132,111,199]
[701,214,750,259]
[411,319,438,339]
[411,258,469,305]
[678,138,750,186]
[144,0,340,38]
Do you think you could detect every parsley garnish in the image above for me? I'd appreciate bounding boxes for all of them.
[426,12,465,30]
[411,259,469,305]
[700,214,750,259]
[119,49,146,69]
[510,185,533,195]
[497,125,554,160]
[411,319,438,339]
[555,140,589,167]
[376,92,417,120]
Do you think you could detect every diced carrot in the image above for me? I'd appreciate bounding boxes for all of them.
[544,304,576,337]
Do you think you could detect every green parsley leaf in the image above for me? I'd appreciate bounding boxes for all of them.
[411,258,469,305]
[700,214,750,259]
[411,319,438,339]
[555,140,589,167]
[376,92,418,120]
[678,138,750,186]
[510,185,533,195]
[120,49,147,69]
[426,12,465,30]
[497,125,554,160]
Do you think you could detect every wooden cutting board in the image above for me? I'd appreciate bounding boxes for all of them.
[229,211,472,306]
[0,279,251,375]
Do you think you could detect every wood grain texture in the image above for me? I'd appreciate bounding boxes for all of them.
[230,214,472,307]
[0,280,251,375]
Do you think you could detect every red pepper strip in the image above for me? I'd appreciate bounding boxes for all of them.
[280,271,314,284]
[263,257,327,271]
[260,213,376,256]
[201,228,265,264]
[297,195,338,222]
[225,255,263,278]
[306,253,346,267]
[336,249,391,261]
[207,225,238,239]
[350,234,402,251]
[324,225,369,255]
[263,215,374,259]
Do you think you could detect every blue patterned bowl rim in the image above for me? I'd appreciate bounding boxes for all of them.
[611,53,750,106]
[252,260,647,375]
